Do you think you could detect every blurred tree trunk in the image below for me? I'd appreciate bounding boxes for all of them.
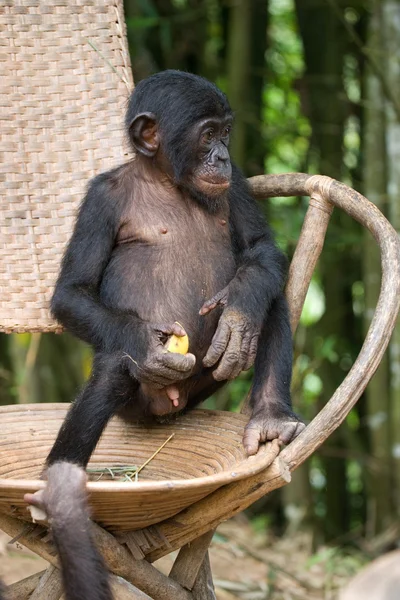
[226,0,252,169]
[0,334,14,405]
[295,0,354,540]
[247,0,269,176]
[362,0,393,535]
[226,0,268,173]
[125,0,208,80]
[381,0,400,515]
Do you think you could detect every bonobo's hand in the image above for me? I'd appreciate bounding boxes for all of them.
[200,288,261,381]
[125,321,196,388]
[243,404,306,456]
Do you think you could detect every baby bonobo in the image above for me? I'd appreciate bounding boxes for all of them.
[25,462,112,600]
[46,70,305,469]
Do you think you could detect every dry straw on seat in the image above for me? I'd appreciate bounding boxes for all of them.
[0,0,133,333]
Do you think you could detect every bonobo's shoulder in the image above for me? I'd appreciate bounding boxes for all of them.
[84,162,135,212]
[87,162,135,195]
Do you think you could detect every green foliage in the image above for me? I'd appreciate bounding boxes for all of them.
[300,279,326,327]
[0,0,389,559]
[306,546,366,577]
[250,514,272,533]
[121,0,396,554]
[264,0,311,175]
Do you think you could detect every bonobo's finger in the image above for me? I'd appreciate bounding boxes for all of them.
[24,489,45,508]
[138,372,168,388]
[199,287,229,316]
[158,351,196,373]
[142,367,189,387]
[144,366,191,387]
[242,424,262,456]
[24,489,48,522]
[244,335,259,371]
[155,322,187,338]
[203,321,231,368]
[229,332,252,379]
[212,329,243,381]
[279,420,306,445]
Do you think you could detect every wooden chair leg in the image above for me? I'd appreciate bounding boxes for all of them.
[110,575,154,599]
[29,565,63,600]
[192,552,216,600]
[0,513,191,600]
[169,529,215,590]
[6,568,153,600]
[6,571,46,600]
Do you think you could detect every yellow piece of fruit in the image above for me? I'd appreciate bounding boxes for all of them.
[165,323,189,354]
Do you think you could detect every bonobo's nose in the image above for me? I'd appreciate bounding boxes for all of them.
[209,144,230,171]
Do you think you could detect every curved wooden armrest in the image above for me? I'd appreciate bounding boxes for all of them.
[248,173,400,470]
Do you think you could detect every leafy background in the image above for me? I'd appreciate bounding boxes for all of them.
[1,0,399,594]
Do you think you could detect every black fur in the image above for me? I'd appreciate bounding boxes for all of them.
[25,462,112,600]
[47,70,304,469]
[126,70,231,182]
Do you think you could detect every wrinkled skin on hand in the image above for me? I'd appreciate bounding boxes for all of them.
[243,404,306,456]
[125,321,196,388]
[200,286,261,381]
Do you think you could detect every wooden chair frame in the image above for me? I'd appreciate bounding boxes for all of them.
[1,173,400,600]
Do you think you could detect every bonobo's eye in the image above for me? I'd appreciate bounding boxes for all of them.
[202,129,214,144]
[224,125,232,137]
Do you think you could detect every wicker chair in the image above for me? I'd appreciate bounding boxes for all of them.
[1,3,400,599]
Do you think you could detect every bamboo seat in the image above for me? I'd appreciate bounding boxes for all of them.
[1,2,400,599]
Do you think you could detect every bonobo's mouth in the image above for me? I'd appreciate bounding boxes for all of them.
[186,170,231,199]
[199,174,231,190]
[196,178,230,198]
[203,179,230,188]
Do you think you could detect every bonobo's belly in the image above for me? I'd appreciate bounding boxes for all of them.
[100,229,236,363]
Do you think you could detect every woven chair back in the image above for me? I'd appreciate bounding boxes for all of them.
[0,0,133,332]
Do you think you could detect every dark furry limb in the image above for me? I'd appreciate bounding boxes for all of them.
[47,70,303,469]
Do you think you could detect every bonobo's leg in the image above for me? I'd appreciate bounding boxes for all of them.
[0,579,4,600]
[25,462,112,600]
[243,295,305,455]
[47,352,136,468]
[186,369,227,410]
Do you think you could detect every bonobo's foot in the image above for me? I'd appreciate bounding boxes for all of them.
[243,404,305,456]
[24,462,88,522]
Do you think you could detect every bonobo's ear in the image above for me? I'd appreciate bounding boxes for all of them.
[128,112,159,157]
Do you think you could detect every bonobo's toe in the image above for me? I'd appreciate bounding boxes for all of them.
[243,410,305,456]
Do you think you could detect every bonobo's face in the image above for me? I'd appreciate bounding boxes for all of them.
[128,112,233,200]
[126,71,234,211]
[187,116,233,198]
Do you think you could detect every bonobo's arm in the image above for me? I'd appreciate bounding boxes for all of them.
[51,173,126,352]
[52,172,194,387]
[200,166,287,379]
[201,168,305,452]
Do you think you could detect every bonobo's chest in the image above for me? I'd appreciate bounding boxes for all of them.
[116,183,232,253]
[100,174,236,350]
